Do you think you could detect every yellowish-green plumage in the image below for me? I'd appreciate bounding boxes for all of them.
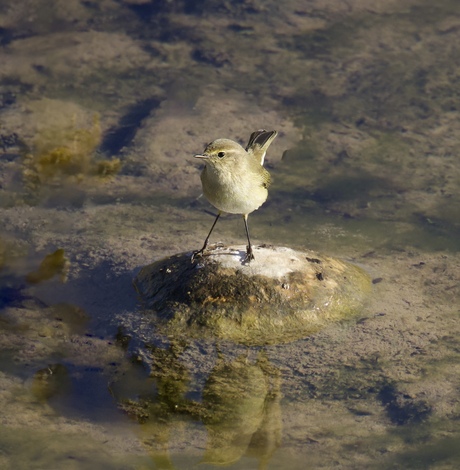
[193,130,277,263]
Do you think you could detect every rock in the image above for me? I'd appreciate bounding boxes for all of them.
[133,245,372,345]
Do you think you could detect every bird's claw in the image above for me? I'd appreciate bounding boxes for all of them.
[191,251,202,263]
[243,246,254,265]
[191,246,207,263]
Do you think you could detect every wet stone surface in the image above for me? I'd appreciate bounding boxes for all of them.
[133,245,372,345]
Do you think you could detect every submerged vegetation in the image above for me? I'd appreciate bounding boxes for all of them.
[21,114,121,195]
[25,248,69,284]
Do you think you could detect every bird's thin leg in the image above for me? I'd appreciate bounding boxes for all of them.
[191,211,221,262]
[243,214,255,263]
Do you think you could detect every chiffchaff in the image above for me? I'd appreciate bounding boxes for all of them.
[192,129,277,263]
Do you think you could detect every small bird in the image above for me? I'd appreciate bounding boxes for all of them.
[192,129,277,263]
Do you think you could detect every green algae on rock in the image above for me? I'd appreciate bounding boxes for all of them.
[133,245,372,345]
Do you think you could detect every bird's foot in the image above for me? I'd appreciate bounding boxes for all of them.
[243,245,255,265]
[191,248,205,263]
[191,251,202,263]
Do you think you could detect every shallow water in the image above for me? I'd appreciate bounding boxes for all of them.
[1,0,460,469]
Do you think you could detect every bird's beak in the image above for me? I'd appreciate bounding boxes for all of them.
[194,154,209,159]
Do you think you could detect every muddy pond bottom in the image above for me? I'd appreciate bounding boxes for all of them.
[133,245,372,345]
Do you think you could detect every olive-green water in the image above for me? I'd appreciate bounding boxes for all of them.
[1,1,459,469]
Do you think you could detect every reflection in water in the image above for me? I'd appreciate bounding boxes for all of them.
[114,343,282,469]
[202,351,282,468]
[114,341,196,469]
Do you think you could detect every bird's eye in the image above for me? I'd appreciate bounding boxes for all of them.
[217,151,225,158]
